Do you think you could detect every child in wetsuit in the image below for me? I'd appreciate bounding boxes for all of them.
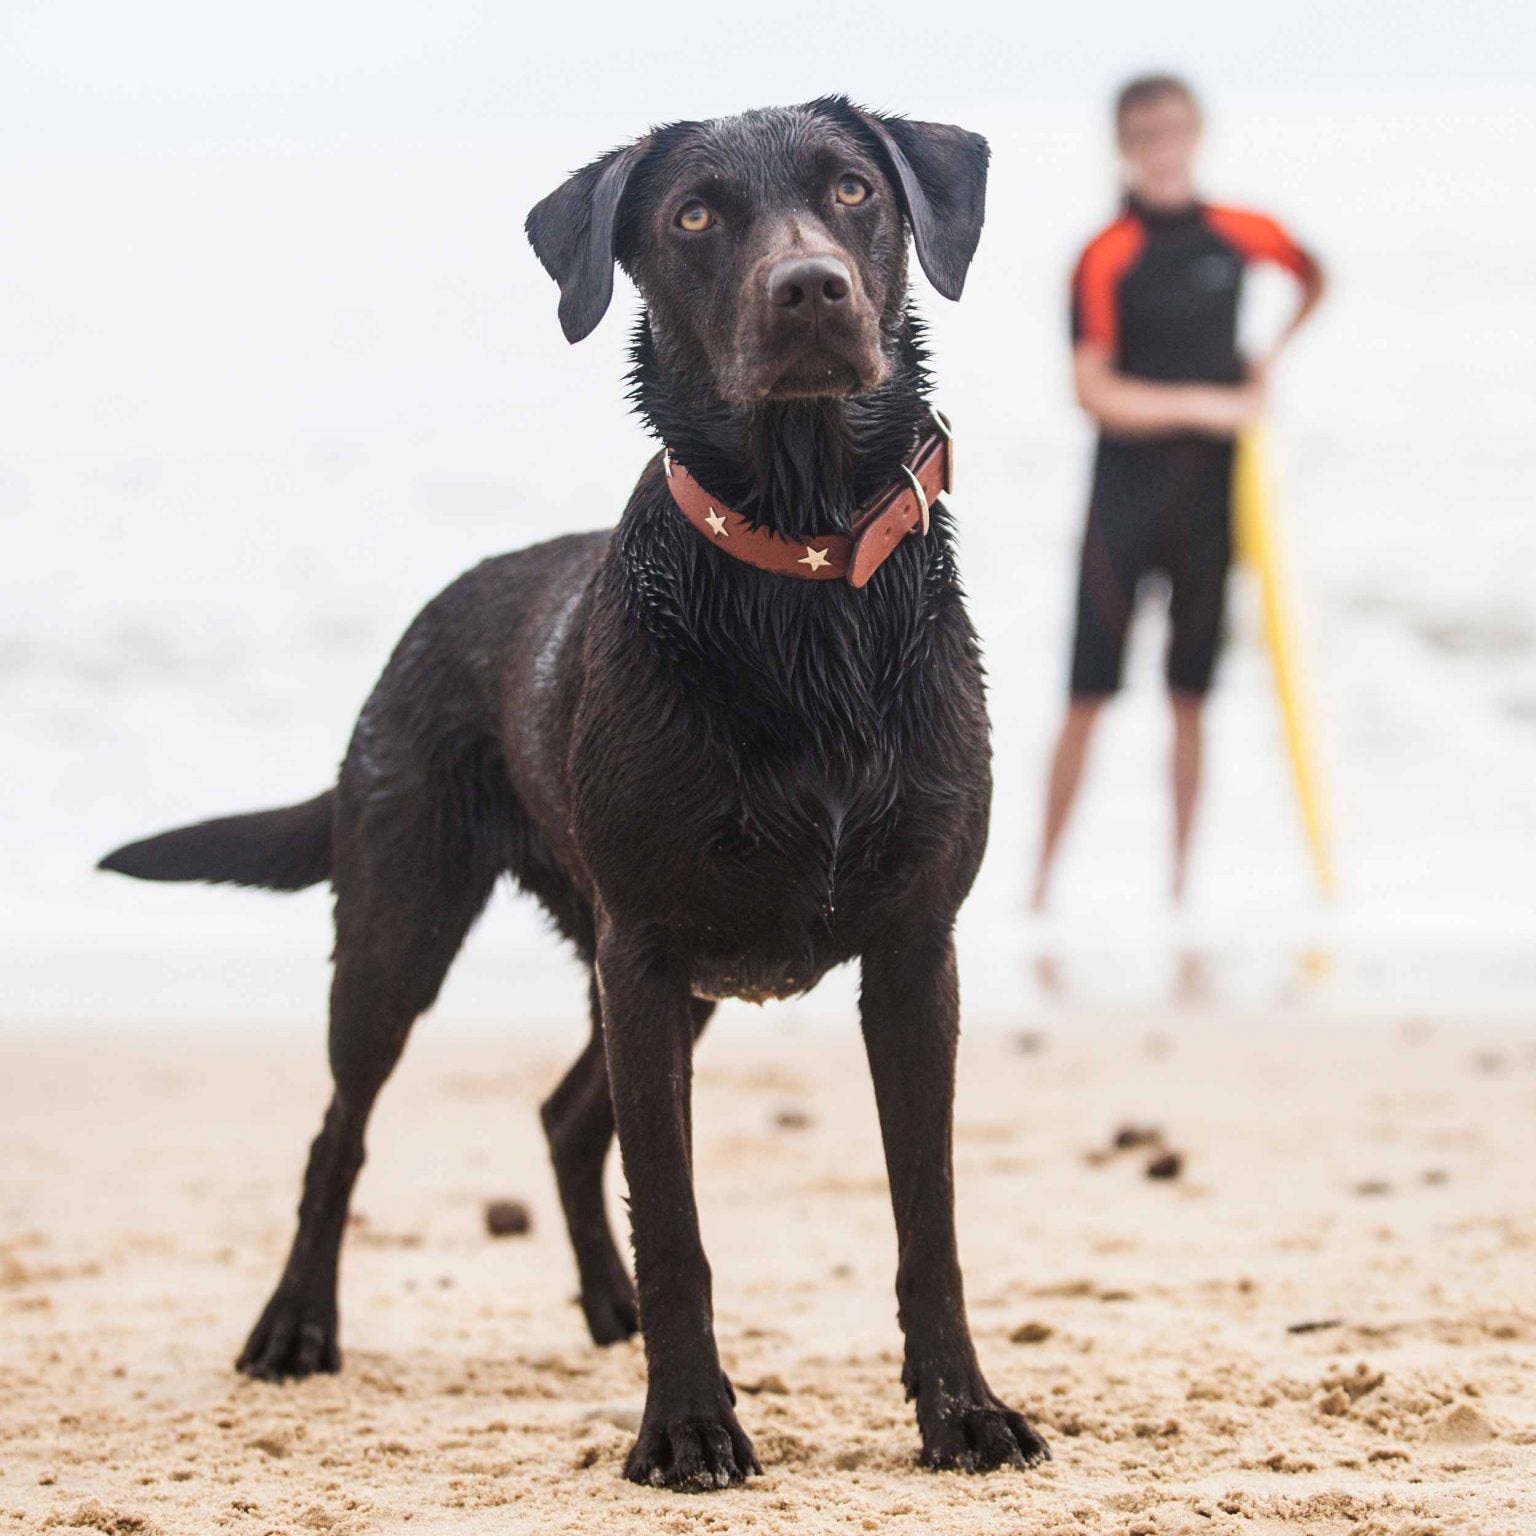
[1032,74,1325,908]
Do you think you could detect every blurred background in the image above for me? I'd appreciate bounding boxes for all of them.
[3,0,1533,1028]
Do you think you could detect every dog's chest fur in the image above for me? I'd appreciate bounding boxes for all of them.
[684,748,912,1001]
[567,469,987,1003]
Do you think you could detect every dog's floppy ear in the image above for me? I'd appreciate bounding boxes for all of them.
[525,139,649,343]
[849,106,990,301]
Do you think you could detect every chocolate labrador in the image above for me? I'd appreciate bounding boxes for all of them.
[100,97,1048,1490]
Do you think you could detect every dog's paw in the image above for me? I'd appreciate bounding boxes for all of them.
[623,1401,760,1492]
[581,1280,640,1346]
[236,1289,340,1381]
[920,1401,1051,1473]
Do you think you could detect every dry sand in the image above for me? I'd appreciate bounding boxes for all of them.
[2,1010,1534,1535]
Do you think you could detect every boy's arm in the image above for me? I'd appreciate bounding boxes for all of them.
[1200,207,1327,369]
[1262,249,1326,367]
[1073,342,1265,439]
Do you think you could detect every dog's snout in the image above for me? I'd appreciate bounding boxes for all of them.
[766,254,852,313]
[749,246,881,397]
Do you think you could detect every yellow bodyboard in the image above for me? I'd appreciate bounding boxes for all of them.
[1233,426,1336,898]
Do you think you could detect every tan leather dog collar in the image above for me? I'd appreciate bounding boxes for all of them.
[662,408,953,589]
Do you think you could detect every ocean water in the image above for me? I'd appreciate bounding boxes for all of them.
[3,97,1534,1028]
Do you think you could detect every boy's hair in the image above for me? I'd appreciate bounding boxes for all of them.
[1114,74,1200,133]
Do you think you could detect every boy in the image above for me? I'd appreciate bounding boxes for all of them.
[1032,75,1325,907]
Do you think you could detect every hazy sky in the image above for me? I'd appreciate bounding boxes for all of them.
[5,0,1534,158]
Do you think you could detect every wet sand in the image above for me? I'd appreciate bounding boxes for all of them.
[3,1012,1534,1534]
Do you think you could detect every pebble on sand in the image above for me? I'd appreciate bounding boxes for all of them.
[1011,1321,1055,1344]
[773,1106,814,1130]
[1146,1151,1183,1180]
[739,1374,791,1394]
[484,1199,532,1238]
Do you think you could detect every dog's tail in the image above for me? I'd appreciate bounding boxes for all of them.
[98,789,335,892]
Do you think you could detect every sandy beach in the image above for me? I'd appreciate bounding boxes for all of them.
[3,1009,1533,1535]
[5,4,1536,1532]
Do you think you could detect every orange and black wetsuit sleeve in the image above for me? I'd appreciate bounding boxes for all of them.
[1202,205,1318,280]
[1069,216,1146,354]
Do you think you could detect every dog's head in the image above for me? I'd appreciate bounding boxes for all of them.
[526,98,988,404]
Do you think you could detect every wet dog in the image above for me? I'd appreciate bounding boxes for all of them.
[100,98,1048,1490]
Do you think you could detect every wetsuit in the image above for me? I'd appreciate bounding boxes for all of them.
[1067,197,1314,697]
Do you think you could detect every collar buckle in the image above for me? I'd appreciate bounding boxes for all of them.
[900,465,931,536]
[929,405,954,494]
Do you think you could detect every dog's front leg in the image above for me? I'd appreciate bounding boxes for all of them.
[860,921,1051,1472]
[597,924,759,1491]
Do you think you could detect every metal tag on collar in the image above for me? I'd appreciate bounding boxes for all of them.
[901,464,931,536]
[929,405,954,494]
[662,447,674,479]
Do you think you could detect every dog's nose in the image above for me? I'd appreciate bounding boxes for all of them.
[766,254,852,313]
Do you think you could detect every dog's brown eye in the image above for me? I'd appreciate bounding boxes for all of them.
[835,176,870,207]
[677,202,714,232]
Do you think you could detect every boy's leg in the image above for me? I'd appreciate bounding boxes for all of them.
[1033,450,1153,910]
[1164,440,1235,904]
[1170,689,1205,904]
[1032,698,1105,910]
